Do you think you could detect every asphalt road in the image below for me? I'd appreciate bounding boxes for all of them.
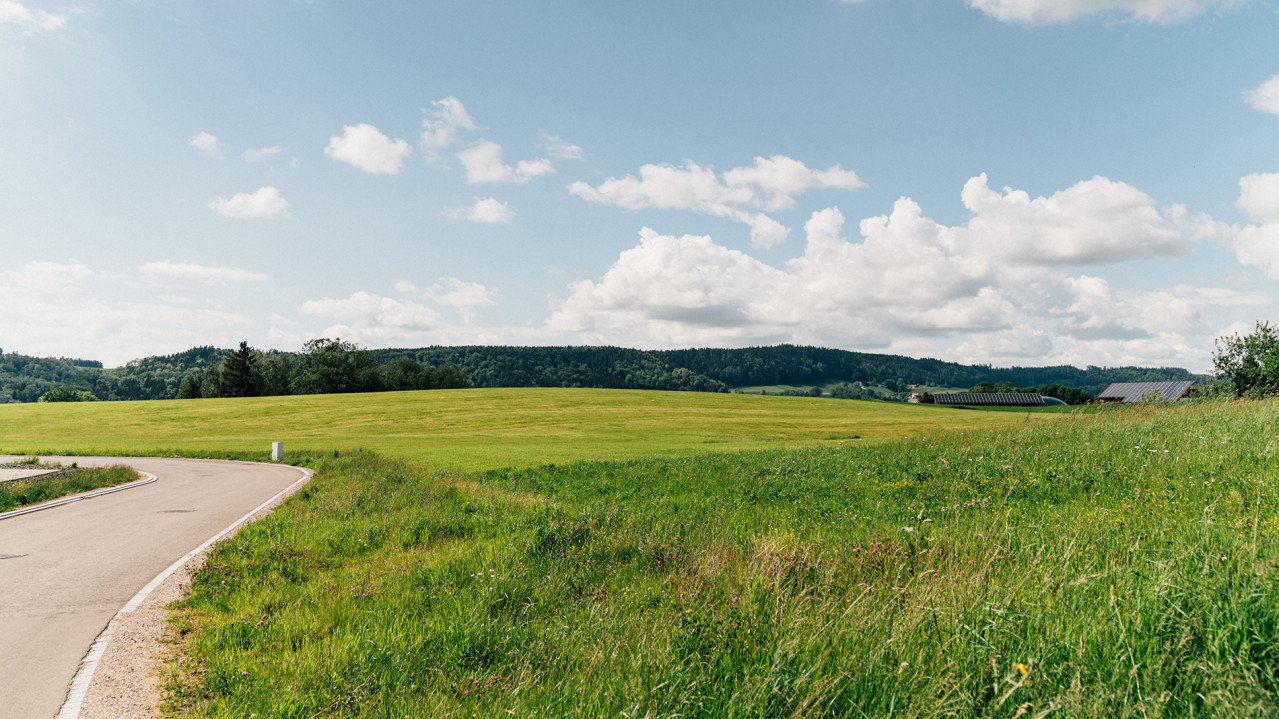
[0,457,307,719]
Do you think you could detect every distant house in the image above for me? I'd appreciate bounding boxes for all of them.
[932,392,1044,407]
[1096,381,1196,404]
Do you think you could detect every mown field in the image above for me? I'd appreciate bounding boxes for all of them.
[151,397,1279,718]
[0,388,1042,470]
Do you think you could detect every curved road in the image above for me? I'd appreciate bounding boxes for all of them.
[0,457,308,719]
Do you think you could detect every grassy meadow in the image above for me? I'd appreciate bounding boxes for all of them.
[0,388,1042,470]
[157,397,1279,718]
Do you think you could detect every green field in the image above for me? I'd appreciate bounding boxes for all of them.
[7,390,1276,716]
[0,388,1045,470]
[160,398,1279,717]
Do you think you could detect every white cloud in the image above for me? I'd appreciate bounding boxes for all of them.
[325,123,412,175]
[1248,74,1279,117]
[538,130,584,161]
[568,155,865,249]
[138,261,269,284]
[449,197,515,224]
[550,174,1252,371]
[1229,223,1279,279]
[396,278,502,321]
[0,0,69,31]
[723,155,865,211]
[1237,173,1279,223]
[457,141,554,184]
[243,146,283,162]
[966,0,1238,25]
[961,173,1192,264]
[1232,174,1279,279]
[421,96,478,162]
[427,278,500,309]
[189,132,221,158]
[209,186,291,219]
[547,227,793,346]
[299,291,441,345]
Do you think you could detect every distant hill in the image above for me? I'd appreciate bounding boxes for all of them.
[0,343,1210,404]
[0,347,228,403]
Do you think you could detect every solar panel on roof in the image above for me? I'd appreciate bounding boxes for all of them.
[933,393,1044,406]
[1096,381,1195,403]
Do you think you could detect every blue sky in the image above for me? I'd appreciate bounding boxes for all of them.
[2,0,1278,370]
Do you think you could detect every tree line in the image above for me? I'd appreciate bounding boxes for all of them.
[1,341,1210,403]
[176,339,470,399]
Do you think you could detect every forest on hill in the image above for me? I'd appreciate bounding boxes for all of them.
[0,342,1208,403]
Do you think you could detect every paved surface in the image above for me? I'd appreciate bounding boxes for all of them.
[0,467,61,483]
[0,456,306,719]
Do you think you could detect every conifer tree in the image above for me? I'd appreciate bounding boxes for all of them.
[218,341,259,398]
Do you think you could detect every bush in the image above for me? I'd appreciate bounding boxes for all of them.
[38,388,99,402]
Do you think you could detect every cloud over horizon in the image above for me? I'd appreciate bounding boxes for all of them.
[569,155,865,249]
[550,174,1262,371]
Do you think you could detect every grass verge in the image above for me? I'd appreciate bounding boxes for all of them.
[0,465,140,512]
[164,399,1279,717]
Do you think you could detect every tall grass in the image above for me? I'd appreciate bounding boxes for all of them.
[166,400,1279,717]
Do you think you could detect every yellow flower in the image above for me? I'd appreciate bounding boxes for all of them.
[1013,662,1030,676]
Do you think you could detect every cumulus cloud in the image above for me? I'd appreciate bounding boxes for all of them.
[209,186,291,219]
[298,291,441,345]
[551,174,1253,370]
[1231,173,1279,279]
[457,141,554,184]
[189,132,221,158]
[0,0,69,31]
[325,123,412,175]
[421,96,478,162]
[723,155,865,210]
[450,197,515,224]
[138,261,269,284]
[548,228,792,346]
[966,0,1238,25]
[961,173,1192,264]
[1237,173,1279,223]
[568,155,865,249]
[243,146,283,162]
[1248,74,1279,117]
[538,130,584,161]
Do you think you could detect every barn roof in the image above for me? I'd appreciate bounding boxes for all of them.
[933,393,1044,406]
[1096,381,1195,403]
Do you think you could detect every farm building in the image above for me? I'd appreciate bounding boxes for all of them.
[932,392,1044,406]
[1096,381,1196,404]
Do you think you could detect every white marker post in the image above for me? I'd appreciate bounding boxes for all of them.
[271,442,283,461]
